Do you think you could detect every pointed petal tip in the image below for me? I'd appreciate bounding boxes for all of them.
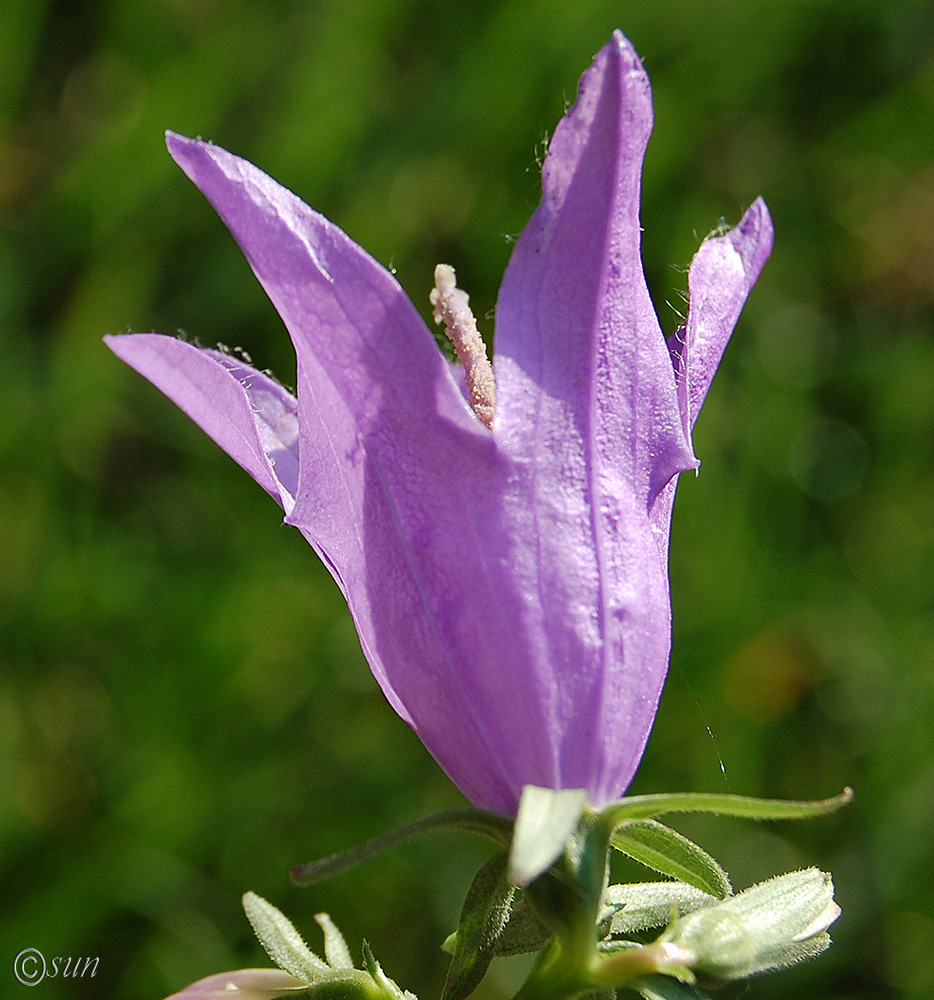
[596,29,646,84]
[105,332,300,510]
[165,129,203,167]
[105,331,184,369]
[536,28,652,213]
[165,131,197,178]
[750,195,771,220]
[103,331,139,360]
[165,131,223,180]
[699,198,773,287]
[743,196,773,240]
[731,197,774,281]
[164,129,185,154]
[606,28,640,62]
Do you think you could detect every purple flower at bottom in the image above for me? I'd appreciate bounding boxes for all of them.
[163,969,305,999]
[107,31,772,816]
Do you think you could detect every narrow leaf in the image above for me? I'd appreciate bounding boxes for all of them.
[315,913,354,971]
[243,892,330,984]
[601,788,852,829]
[610,820,731,898]
[508,786,588,886]
[441,852,515,1000]
[291,809,512,886]
[605,882,716,935]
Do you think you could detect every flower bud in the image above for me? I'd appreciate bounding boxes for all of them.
[665,868,839,981]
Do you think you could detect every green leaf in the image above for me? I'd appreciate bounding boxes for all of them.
[291,809,512,886]
[634,974,712,1000]
[493,899,552,957]
[600,788,852,829]
[604,882,717,935]
[243,891,330,984]
[610,820,731,898]
[508,786,588,886]
[441,851,515,1000]
[445,898,553,959]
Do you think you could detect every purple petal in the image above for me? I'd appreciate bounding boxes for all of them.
[671,198,774,436]
[650,200,774,540]
[490,31,696,804]
[162,968,306,999]
[105,333,299,511]
[163,132,534,812]
[164,132,480,442]
[496,31,697,499]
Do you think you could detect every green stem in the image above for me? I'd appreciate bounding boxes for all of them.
[512,941,586,1000]
[513,937,693,1000]
[291,808,512,886]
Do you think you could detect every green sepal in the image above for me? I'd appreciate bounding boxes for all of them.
[610,820,731,899]
[291,809,512,886]
[508,786,588,886]
[599,788,852,828]
[243,891,331,985]
[441,851,515,1000]
[316,913,355,971]
[521,812,611,945]
[605,882,717,935]
[633,975,712,1000]
[242,893,414,1000]
[362,943,409,1000]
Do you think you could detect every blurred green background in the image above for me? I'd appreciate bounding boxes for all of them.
[1,0,932,997]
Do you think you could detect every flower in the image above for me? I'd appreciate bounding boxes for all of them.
[106,31,772,815]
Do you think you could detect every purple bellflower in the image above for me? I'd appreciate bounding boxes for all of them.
[107,32,772,816]
[163,969,304,1000]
